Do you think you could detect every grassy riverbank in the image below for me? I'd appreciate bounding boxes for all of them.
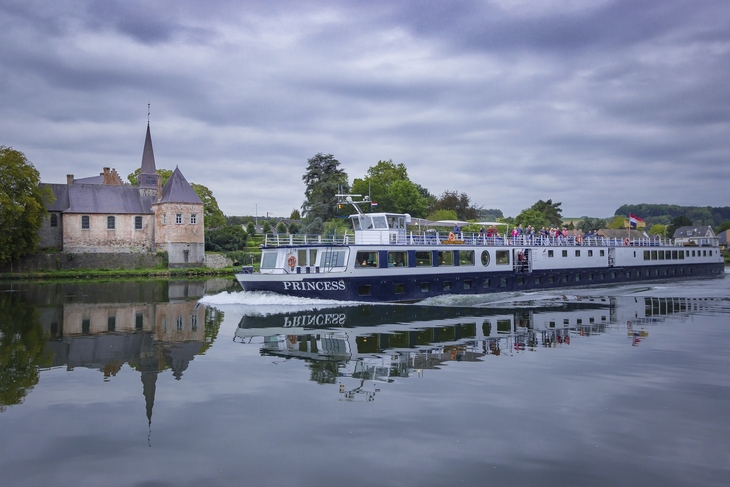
[0,266,241,282]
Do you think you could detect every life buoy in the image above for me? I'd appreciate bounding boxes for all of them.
[287,255,297,268]
[448,232,456,242]
[624,238,630,246]
[576,234,582,244]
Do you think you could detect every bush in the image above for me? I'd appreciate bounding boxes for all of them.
[206,226,248,251]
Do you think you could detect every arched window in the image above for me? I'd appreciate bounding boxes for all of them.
[50,214,58,227]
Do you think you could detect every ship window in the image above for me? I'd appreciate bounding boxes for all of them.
[481,250,490,266]
[549,321,555,328]
[356,251,378,268]
[323,250,346,267]
[651,250,657,260]
[679,251,684,259]
[81,215,90,229]
[372,216,387,229]
[600,250,605,256]
[437,251,454,266]
[562,250,568,257]
[394,283,404,294]
[464,280,471,289]
[575,250,580,257]
[416,251,432,267]
[548,275,554,283]
[588,273,594,281]
[703,250,707,257]
[563,274,569,282]
[459,250,475,266]
[588,250,593,257]
[626,271,631,278]
[358,285,371,296]
[495,250,509,265]
[135,216,143,230]
[644,250,650,260]
[50,214,58,227]
[500,277,508,287]
[672,250,678,260]
[517,277,524,285]
[548,250,554,257]
[107,216,115,230]
[387,251,408,267]
[658,251,664,260]
[351,216,362,231]
[443,281,451,291]
[261,252,278,269]
[534,276,541,284]
[482,278,491,288]
[420,282,429,292]
[575,274,581,281]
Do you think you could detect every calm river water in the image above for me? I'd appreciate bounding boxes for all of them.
[1,273,729,487]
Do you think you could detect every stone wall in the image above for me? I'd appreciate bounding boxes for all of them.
[204,253,233,269]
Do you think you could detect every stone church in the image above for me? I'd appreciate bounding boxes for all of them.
[39,124,205,267]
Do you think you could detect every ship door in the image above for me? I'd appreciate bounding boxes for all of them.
[608,248,616,267]
[513,249,531,273]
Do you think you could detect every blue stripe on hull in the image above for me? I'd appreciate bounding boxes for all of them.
[237,262,725,302]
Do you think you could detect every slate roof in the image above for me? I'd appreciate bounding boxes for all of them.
[157,167,202,205]
[43,184,70,212]
[672,226,714,238]
[73,175,104,184]
[53,184,154,214]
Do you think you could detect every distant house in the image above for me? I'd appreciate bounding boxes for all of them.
[38,124,205,267]
[717,229,729,249]
[672,226,716,246]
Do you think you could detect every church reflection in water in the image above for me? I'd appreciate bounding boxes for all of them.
[0,280,228,424]
[232,295,725,402]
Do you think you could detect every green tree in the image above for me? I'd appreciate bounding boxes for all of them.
[525,199,563,227]
[427,209,458,221]
[262,221,272,234]
[514,208,551,229]
[430,191,481,221]
[648,224,667,236]
[607,216,626,229]
[350,160,430,217]
[290,209,301,220]
[0,293,53,411]
[246,221,256,235]
[288,222,300,234]
[322,218,350,237]
[577,217,607,233]
[205,225,248,251]
[276,221,288,234]
[716,221,730,234]
[301,153,349,228]
[0,147,53,266]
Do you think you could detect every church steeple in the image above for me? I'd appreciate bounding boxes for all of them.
[138,123,160,196]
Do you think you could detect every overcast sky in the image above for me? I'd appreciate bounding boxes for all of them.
[2,0,729,219]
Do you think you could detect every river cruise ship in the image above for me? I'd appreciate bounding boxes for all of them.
[235,197,725,302]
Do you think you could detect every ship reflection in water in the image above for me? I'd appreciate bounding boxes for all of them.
[232,295,723,402]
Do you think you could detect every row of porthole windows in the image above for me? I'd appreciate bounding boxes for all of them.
[356,249,510,268]
[357,267,698,296]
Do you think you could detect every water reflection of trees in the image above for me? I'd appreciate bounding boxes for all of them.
[0,293,53,412]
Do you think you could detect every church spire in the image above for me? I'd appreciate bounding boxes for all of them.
[138,122,159,194]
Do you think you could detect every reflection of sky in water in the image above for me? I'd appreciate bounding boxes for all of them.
[0,276,728,486]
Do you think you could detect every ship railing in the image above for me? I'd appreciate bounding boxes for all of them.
[264,232,680,248]
[263,233,354,247]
